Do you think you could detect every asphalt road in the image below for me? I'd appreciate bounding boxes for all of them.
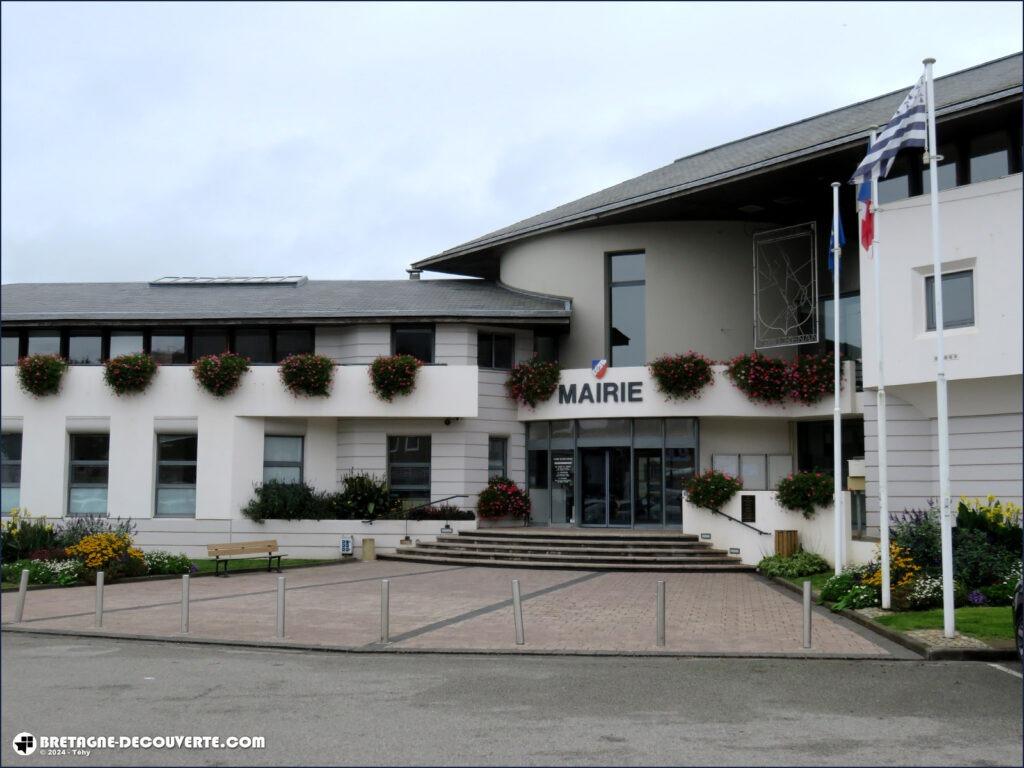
[1,634,1021,766]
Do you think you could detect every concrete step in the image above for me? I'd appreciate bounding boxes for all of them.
[465,528,699,542]
[395,546,740,565]
[441,534,707,550]
[379,551,754,572]
[420,541,730,557]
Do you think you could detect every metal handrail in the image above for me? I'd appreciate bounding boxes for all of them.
[361,495,470,528]
[707,507,771,536]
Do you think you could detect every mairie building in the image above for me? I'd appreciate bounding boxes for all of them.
[2,53,1020,566]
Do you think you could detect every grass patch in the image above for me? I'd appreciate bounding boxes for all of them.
[874,606,1014,642]
[191,557,342,575]
[781,571,832,595]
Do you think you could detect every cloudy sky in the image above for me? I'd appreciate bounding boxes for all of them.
[2,2,1021,284]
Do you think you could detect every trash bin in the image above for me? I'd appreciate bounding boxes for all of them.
[361,538,376,561]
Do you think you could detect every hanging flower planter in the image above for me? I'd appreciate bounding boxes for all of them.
[789,352,835,405]
[505,358,560,408]
[648,351,714,400]
[193,352,250,397]
[369,354,422,401]
[724,352,790,405]
[476,477,531,523]
[684,469,743,512]
[104,353,158,396]
[776,471,834,519]
[279,353,334,397]
[16,354,68,397]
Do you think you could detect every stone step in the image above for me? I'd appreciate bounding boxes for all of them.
[394,546,740,565]
[421,540,730,557]
[379,551,754,572]
[442,534,707,550]
[465,528,699,542]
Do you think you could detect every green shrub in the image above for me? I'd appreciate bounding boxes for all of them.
[775,471,834,518]
[684,469,742,511]
[820,571,856,602]
[890,508,942,576]
[369,355,422,401]
[16,354,68,397]
[241,481,332,523]
[1,558,83,586]
[55,514,136,550]
[832,584,878,611]
[648,352,714,401]
[891,574,944,611]
[953,528,1018,588]
[143,551,194,575]
[104,353,158,395]
[757,550,830,578]
[279,353,334,397]
[979,582,1016,606]
[193,352,250,396]
[335,473,399,520]
[1,510,59,561]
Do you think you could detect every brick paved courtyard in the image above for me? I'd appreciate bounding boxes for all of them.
[1,561,901,657]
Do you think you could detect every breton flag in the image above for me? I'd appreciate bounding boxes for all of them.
[849,75,927,186]
[857,181,874,251]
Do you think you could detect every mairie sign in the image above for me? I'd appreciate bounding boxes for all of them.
[557,380,643,404]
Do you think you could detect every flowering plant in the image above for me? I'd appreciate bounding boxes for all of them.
[775,471,834,518]
[104,353,158,395]
[476,477,531,521]
[64,532,144,577]
[505,358,560,408]
[684,469,742,511]
[193,352,250,396]
[789,353,834,405]
[279,353,334,397]
[648,352,714,400]
[863,542,919,589]
[16,354,68,397]
[724,352,790,404]
[369,354,422,401]
[0,558,83,586]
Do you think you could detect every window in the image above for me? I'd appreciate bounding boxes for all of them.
[922,145,959,192]
[1,334,19,365]
[925,270,974,330]
[150,331,187,364]
[27,331,60,356]
[768,455,793,490]
[274,328,314,361]
[1,433,22,511]
[478,332,514,369]
[68,333,102,364]
[877,153,913,204]
[109,331,144,357]
[740,455,767,491]
[488,437,508,479]
[969,131,1011,184]
[236,329,273,363]
[392,325,434,363]
[68,434,109,516]
[533,331,559,363]
[155,435,197,517]
[528,449,549,489]
[608,252,645,367]
[263,436,303,483]
[712,454,740,477]
[388,435,431,508]
[191,329,230,360]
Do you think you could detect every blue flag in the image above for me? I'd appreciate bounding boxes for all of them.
[828,215,845,274]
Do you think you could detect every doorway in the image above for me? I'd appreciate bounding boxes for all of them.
[580,448,631,526]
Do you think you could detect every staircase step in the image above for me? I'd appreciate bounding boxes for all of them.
[379,551,753,572]
[465,528,699,542]
[442,534,707,550]
[420,541,729,557]
[396,546,737,564]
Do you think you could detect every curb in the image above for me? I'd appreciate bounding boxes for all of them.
[767,574,1018,662]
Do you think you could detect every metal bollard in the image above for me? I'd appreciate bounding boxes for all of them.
[180,574,190,634]
[380,579,390,643]
[14,569,29,623]
[802,579,812,649]
[276,576,286,638]
[94,571,105,628]
[511,579,525,645]
[656,580,666,647]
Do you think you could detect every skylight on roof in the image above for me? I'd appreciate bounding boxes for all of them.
[150,276,308,286]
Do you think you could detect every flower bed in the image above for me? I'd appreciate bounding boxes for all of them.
[369,354,422,401]
[280,353,335,397]
[193,352,250,396]
[648,352,714,400]
[505,358,560,408]
[16,354,68,397]
[104,353,158,395]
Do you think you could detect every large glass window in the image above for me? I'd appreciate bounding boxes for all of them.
[969,131,1011,184]
[27,331,60,356]
[263,436,303,483]
[155,435,197,517]
[822,294,862,362]
[488,437,508,479]
[1,334,20,365]
[392,325,434,363]
[68,434,109,516]
[109,331,144,357]
[1,433,22,511]
[926,270,974,330]
[275,329,314,361]
[150,331,187,364]
[478,332,514,369]
[608,252,645,367]
[191,329,230,360]
[236,329,273,364]
[68,333,102,365]
[388,435,431,508]
[877,153,913,204]
[922,145,959,192]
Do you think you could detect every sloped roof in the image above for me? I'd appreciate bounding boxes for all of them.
[415,52,1023,269]
[0,279,571,324]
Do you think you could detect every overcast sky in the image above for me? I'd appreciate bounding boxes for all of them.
[2,2,1021,285]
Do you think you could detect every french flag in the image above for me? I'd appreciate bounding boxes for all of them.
[858,181,874,252]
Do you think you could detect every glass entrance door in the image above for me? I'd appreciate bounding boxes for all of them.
[580,447,631,526]
[634,449,663,526]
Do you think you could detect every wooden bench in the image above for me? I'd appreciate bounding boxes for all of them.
[207,540,285,577]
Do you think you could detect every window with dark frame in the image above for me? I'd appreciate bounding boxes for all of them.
[68,434,110,517]
[608,252,646,367]
[191,329,231,360]
[68,333,103,365]
[1,335,19,366]
[488,437,508,479]
[26,330,60,356]
[1,432,22,511]
[388,435,431,508]
[392,325,435,363]
[263,436,304,484]
[155,434,197,518]
[925,270,974,331]
[150,331,187,364]
[533,331,559,363]
[477,332,514,369]
[235,329,273,364]
[109,330,144,358]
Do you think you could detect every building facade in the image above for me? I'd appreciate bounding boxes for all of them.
[2,54,1021,564]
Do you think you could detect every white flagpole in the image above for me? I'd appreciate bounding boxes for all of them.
[831,181,844,575]
[923,57,955,638]
[870,128,891,610]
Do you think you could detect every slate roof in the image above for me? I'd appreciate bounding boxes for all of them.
[415,52,1023,269]
[0,280,571,324]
